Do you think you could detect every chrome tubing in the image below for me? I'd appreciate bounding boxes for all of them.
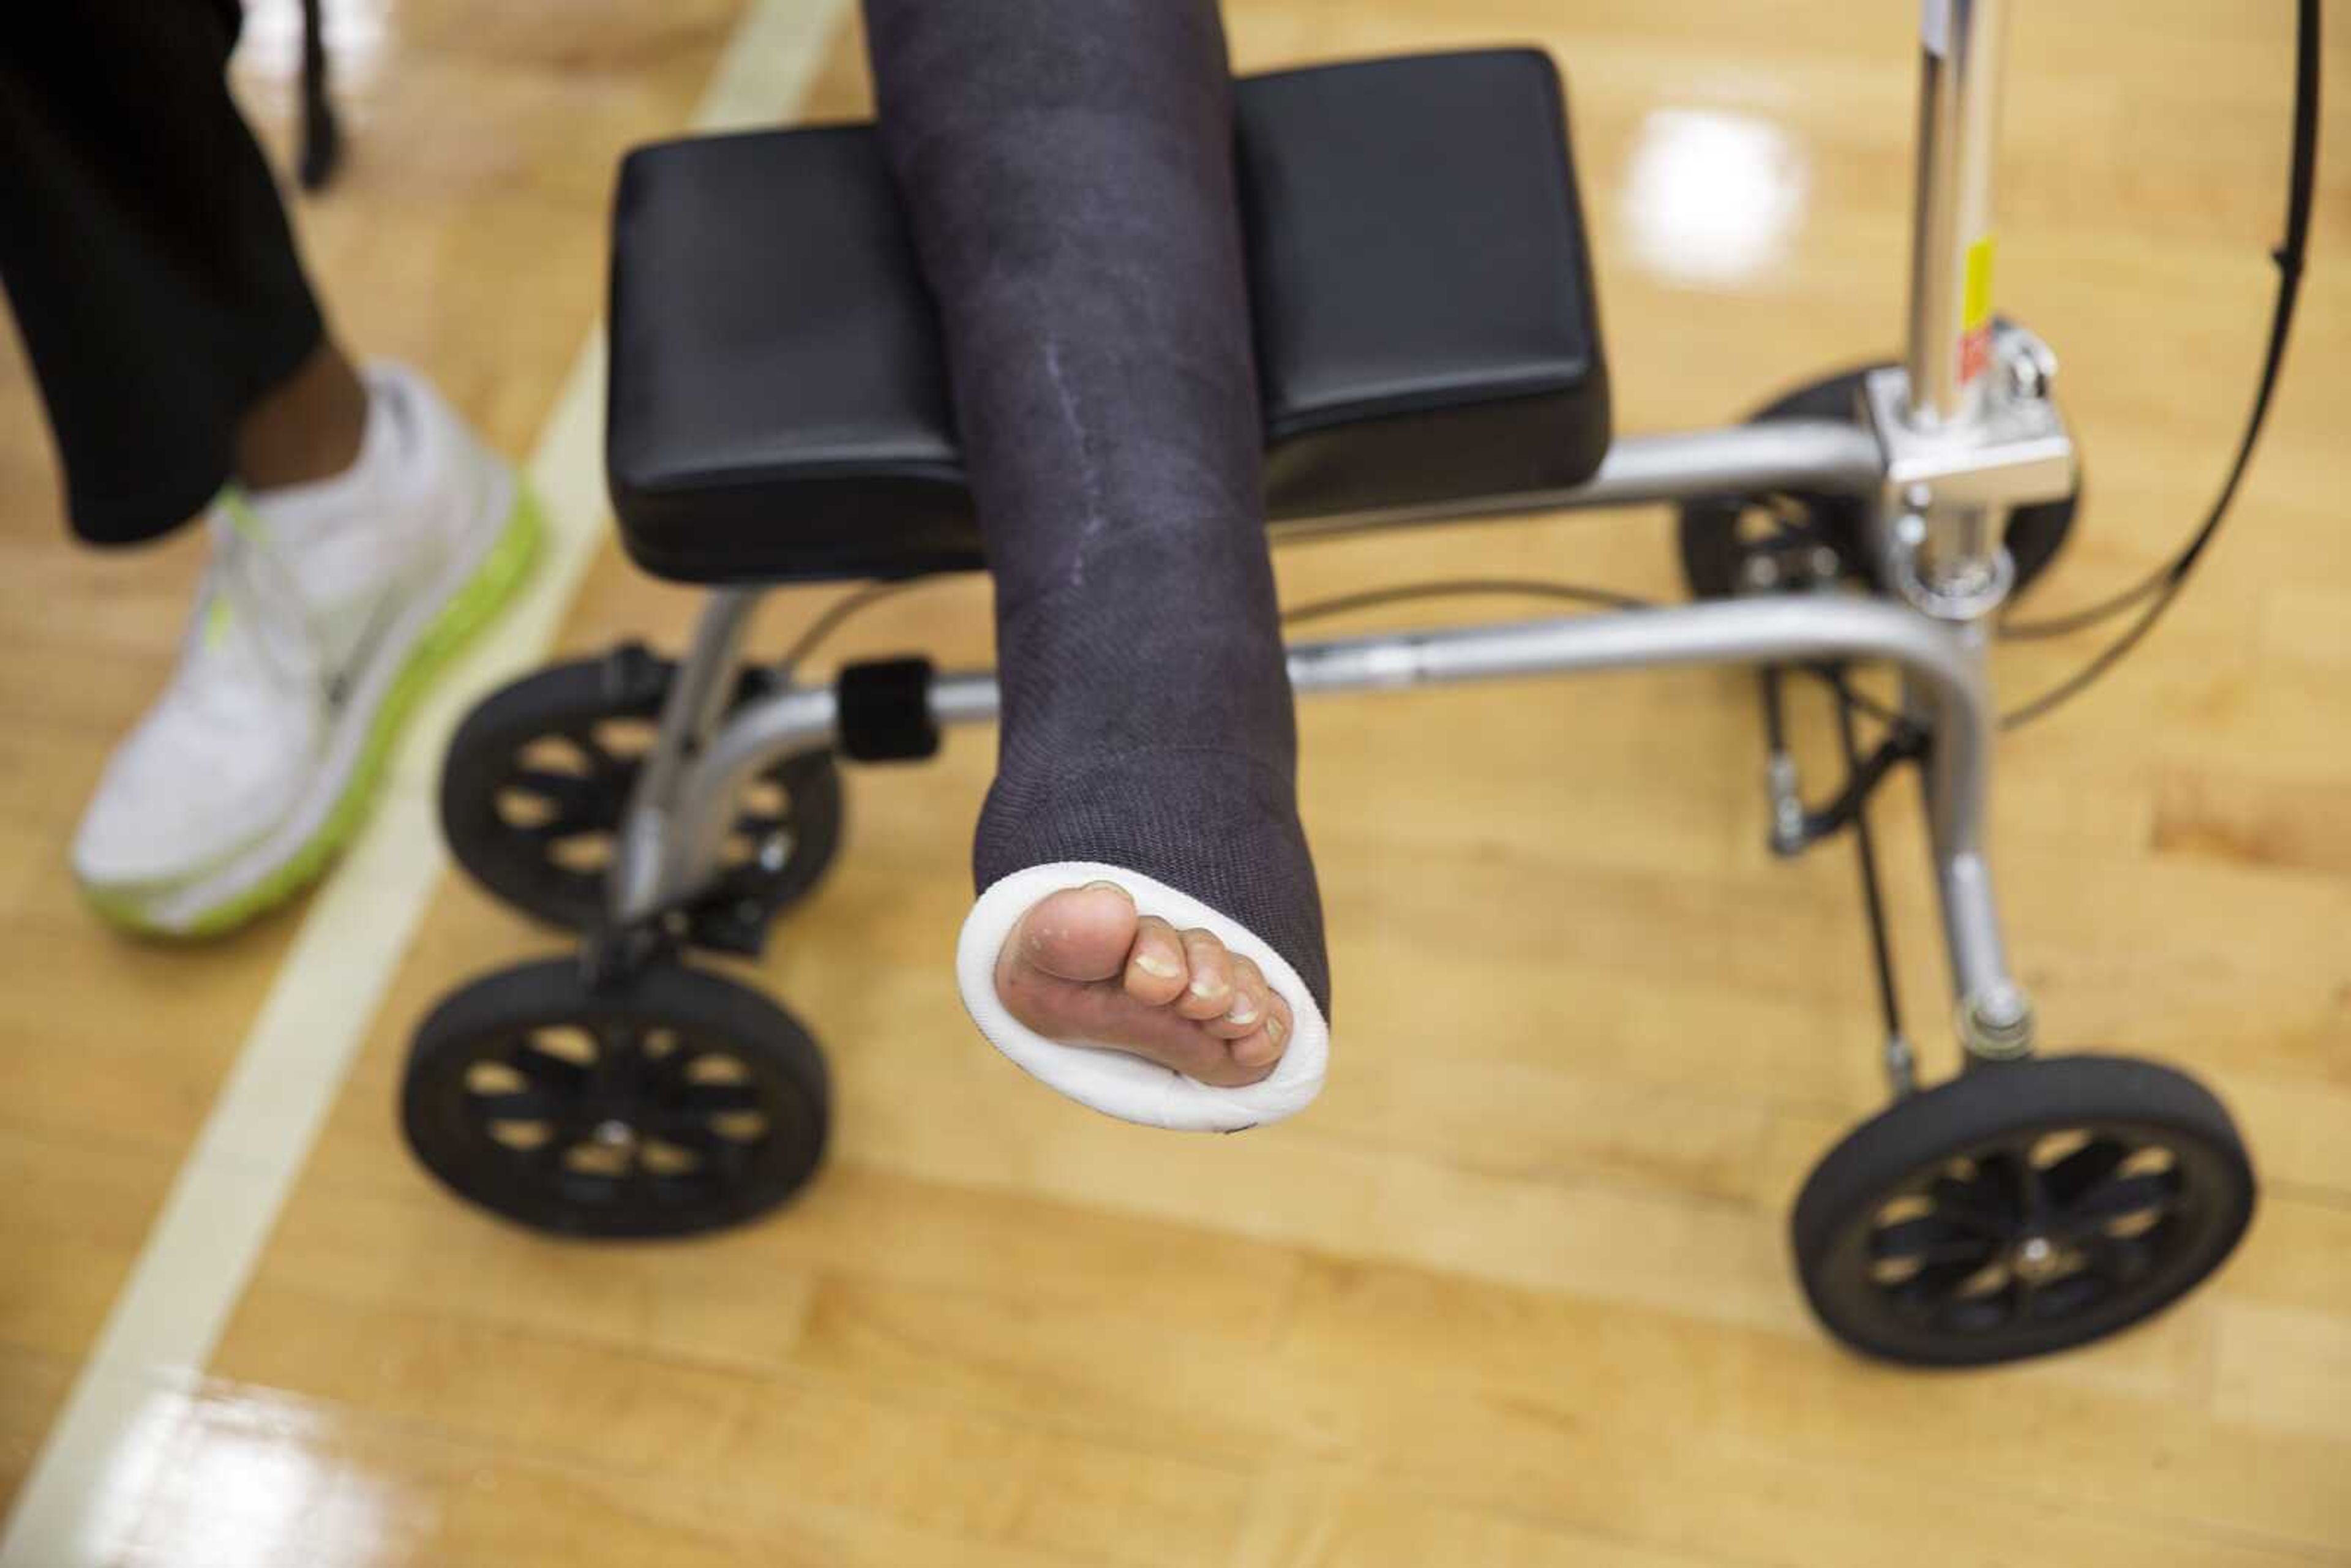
[653,596,2022,1039]
[1903,0,2009,430]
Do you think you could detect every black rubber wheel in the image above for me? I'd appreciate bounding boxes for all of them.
[1792,1054,2254,1367]
[402,958,830,1237]
[1678,362,2079,602]
[440,650,844,932]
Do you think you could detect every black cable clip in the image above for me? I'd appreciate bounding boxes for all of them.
[836,657,941,763]
[1786,721,1931,852]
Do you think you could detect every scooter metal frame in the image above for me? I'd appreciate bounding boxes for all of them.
[609,0,2068,1067]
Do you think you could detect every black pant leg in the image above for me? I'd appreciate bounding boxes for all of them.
[0,0,324,545]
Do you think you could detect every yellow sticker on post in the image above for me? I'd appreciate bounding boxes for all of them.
[1960,231,1996,384]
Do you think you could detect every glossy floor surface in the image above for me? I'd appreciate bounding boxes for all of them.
[4,1,2350,1562]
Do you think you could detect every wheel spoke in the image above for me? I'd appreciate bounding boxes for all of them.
[647,1117,751,1162]
[558,725,631,779]
[667,1081,764,1116]
[523,1125,582,1172]
[2027,1269,2104,1321]
[1927,1172,2011,1234]
[647,1044,748,1088]
[506,768,602,815]
[642,1045,697,1090]
[523,817,614,847]
[470,1088,567,1122]
[557,724,607,765]
[2074,1229,2157,1284]
[2005,1262,2042,1321]
[2063,1171,2181,1226]
[1979,1149,2042,1223]
[610,1153,658,1200]
[1872,1217,1997,1266]
[587,1022,650,1099]
[1894,1258,1998,1314]
[512,1044,591,1093]
[2041,1137,2129,1209]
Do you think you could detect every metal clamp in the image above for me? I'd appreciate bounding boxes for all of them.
[1764,714,1932,857]
[1865,324,2078,621]
[1870,332,2075,511]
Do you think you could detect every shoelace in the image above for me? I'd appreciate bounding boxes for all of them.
[176,495,331,721]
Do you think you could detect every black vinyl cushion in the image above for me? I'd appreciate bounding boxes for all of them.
[608,49,1609,584]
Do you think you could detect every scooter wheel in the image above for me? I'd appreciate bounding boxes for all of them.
[402,957,829,1237]
[440,650,842,932]
[1792,1053,2253,1366]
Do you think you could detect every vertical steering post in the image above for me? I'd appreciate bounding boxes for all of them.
[1904,0,2007,432]
[1875,0,2072,628]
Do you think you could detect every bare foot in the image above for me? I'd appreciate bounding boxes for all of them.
[992,881,1294,1087]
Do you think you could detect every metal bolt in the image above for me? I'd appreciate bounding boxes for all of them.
[1769,812,1806,856]
[1976,984,2029,1032]
[1765,752,1805,855]
[2012,1236,2063,1282]
[1883,1033,1918,1097]
[1894,511,1929,549]
[756,833,791,873]
[1903,483,1933,512]
[1742,553,1780,591]
[1998,329,2060,403]
[1810,546,1842,582]
[593,1119,635,1148]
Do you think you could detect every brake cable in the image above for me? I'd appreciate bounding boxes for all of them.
[1995,0,2318,729]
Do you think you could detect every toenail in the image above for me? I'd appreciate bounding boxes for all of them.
[1225,996,1258,1026]
[1190,975,1222,999]
[1133,951,1180,978]
[1081,879,1127,896]
[1267,1013,1286,1040]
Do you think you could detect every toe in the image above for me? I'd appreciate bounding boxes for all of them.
[1228,1018,1284,1070]
[1234,994,1292,1071]
[1204,955,1269,1040]
[1122,915,1190,1006]
[1005,881,1140,985]
[1183,1038,1280,1088]
[1174,928,1234,1020]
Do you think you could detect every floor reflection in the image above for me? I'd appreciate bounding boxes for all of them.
[88,1383,414,1568]
[234,0,393,94]
[1619,107,1810,288]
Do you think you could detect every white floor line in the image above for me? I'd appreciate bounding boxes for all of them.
[0,2,852,1559]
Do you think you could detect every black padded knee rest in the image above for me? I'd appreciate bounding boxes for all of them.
[607,48,1610,585]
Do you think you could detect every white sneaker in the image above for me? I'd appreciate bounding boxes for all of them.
[73,361,539,936]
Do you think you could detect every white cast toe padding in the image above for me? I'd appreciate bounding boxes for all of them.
[956,861,1330,1132]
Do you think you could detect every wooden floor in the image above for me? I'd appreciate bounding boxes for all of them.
[4,1,2349,1562]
